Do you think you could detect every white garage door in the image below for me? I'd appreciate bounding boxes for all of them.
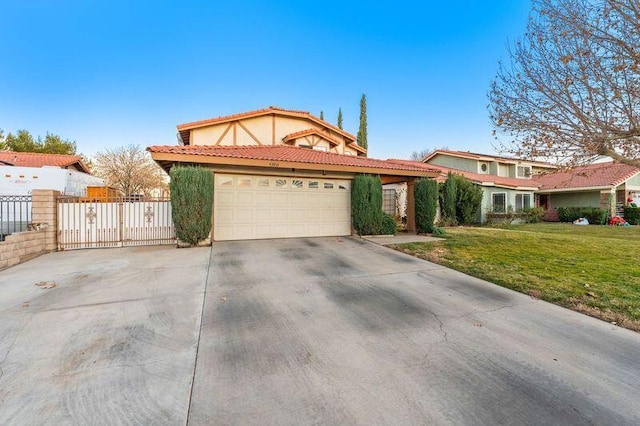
[214,174,351,241]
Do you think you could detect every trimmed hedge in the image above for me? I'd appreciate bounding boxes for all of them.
[169,166,214,245]
[351,174,383,235]
[454,175,483,225]
[415,178,438,233]
[624,206,640,225]
[381,213,397,235]
[557,206,606,224]
[440,172,457,224]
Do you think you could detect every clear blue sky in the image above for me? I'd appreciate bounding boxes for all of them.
[0,0,532,160]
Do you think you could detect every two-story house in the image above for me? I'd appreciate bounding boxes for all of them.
[422,150,557,223]
[148,106,440,241]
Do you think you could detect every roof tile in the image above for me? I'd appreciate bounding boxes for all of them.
[147,145,440,173]
[0,152,90,173]
[537,162,640,190]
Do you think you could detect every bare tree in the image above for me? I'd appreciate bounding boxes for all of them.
[489,0,640,167]
[409,148,434,162]
[93,144,166,196]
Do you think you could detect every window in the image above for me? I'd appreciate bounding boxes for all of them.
[299,144,312,149]
[492,193,506,213]
[313,146,328,152]
[256,178,270,188]
[515,193,532,212]
[382,189,396,215]
[217,176,233,187]
[308,180,319,189]
[275,179,287,188]
[479,162,489,174]
[517,165,532,178]
[292,179,303,188]
[237,178,252,188]
[323,182,334,189]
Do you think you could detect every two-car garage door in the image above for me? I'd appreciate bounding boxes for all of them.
[214,174,351,241]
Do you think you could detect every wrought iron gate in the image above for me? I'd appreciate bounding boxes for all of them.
[57,196,175,250]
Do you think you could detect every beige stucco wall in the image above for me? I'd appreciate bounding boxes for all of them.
[190,115,358,155]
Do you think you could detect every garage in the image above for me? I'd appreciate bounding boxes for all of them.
[214,173,351,241]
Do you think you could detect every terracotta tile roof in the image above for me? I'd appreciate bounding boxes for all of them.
[0,151,90,173]
[424,149,556,167]
[387,159,539,189]
[147,145,440,174]
[537,162,640,191]
[176,106,357,146]
[282,128,341,147]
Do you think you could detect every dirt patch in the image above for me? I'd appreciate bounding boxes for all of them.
[566,300,640,332]
[390,245,449,264]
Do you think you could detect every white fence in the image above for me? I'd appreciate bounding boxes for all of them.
[57,196,175,250]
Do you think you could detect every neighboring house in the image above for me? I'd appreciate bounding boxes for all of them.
[536,161,640,218]
[419,150,557,222]
[148,106,440,241]
[0,152,103,196]
[0,152,91,173]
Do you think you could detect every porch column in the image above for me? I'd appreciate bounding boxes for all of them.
[406,178,416,232]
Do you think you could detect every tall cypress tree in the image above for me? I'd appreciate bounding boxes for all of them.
[337,108,343,129]
[320,110,324,120]
[357,94,367,150]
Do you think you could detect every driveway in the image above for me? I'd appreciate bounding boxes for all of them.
[1,238,640,424]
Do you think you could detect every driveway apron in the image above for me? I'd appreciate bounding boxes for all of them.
[188,237,640,425]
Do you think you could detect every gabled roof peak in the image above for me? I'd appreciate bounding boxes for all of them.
[176,106,356,146]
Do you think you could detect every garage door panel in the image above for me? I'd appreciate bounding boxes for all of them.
[235,209,253,222]
[254,193,272,205]
[236,192,253,205]
[216,208,234,224]
[214,174,351,241]
[217,192,235,205]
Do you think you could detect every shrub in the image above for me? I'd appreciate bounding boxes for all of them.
[522,206,545,223]
[440,173,457,224]
[432,227,446,237]
[381,213,397,235]
[557,206,605,224]
[414,178,438,233]
[624,206,640,225]
[455,176,483,224]
[169,166,213,246]
[351,174,383,235]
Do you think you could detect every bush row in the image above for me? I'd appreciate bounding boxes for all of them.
[623,206,640,225]
[557,206,607,224]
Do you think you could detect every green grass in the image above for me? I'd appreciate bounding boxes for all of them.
[392,223,640,331]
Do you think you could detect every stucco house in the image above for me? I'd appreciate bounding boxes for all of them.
[148,106,439,241]
[536,161,640,218]
[417,150,557,222]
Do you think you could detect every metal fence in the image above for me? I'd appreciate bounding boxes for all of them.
[57,196,175,250]
[0,195,33,242]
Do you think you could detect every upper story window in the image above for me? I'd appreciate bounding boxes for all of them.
[479,162,489,174]
[517,165,532,178]
[313,146,328,152]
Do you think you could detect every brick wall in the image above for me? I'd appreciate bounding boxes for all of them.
[0,189,59,270]
[0,229,47,270]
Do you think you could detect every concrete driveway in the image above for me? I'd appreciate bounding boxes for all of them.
[1,238,640,424]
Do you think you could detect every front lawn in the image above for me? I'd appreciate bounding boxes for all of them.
[391,223,640,331]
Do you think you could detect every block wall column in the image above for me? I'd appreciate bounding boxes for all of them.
[31,190,60,251]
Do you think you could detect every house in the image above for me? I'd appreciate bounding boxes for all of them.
[0,152,103,196]
[148,106,440,241]
[536,161,640,218]
[0,152,91,173]
[418,150,557,222]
